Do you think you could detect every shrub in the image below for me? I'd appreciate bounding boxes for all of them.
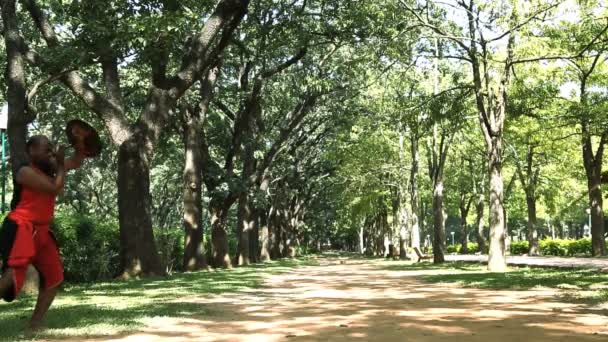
[539,239,569,256]
[567,238,592,256]
[51,215,121,282]
[156,227,184,273]
[462,242,480,254]
[445,243,480,254]
[510,241,529,255]
[447,244,460,254]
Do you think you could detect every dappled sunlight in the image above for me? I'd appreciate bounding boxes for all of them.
[39,257,608,342]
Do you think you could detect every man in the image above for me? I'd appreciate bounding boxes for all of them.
[0,135,85,332]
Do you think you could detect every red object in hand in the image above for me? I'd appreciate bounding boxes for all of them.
[65,119,103,158]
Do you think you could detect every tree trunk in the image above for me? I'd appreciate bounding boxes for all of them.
[117,141,164,276]
[460,222,468,254]
[209,201,231,268]
[2,0,32,173]
[526,192,539,255]
[279,217,288,258]
[432,180,446,263]
[235,191,251,266]
[474,188,486,253]
[181,67,218,271]
[410,133,421,250]
[181,117,206,270]
[249,210,260,263]
[259,209,271,262]
[270,209,283,259]
[359,224,365,254]
[587,174,605,256]
[460,199,470,254]
[581,119,606,256]
[487,140,507,271]
[235,144,255,265]
[398,207,408,259]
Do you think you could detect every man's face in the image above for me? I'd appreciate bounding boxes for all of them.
[29,137,56,175]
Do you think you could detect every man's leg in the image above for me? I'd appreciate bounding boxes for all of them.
[0,268,15,298]
[29,285,59,330]
[29,228,64,330]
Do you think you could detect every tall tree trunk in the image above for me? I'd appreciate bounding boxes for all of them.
[586,172,605,256]
[270,208,283,259]
[410,133,421,250]
[279,215,288,258]
[209,201,231,268]
[359,224,365,254]
[117,141,164,276]
[398,205,408,259]
[432,179,446,263]
[235,143,256,265]
[464,1,514,272]
[581,119,606,256]
[2,0,32,173]
[515,145,540,256]
[526,192,539,255]
[259,209,271,262]
[397,131,409,259]
[249,210,260,263]
[460,221,468,254]
[487,139,506,271]
[235,191,251,265]
[459,195,472,254]
[475,190,486,253]
[181,67,218,271]
[181,115,206,270]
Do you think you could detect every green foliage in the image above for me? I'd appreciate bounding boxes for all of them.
[509,239,595,256]
[155,227,184,273]
[510,241,529,255]
[447,243,480,254]
[51,215,121,282]
[539,239,594,257]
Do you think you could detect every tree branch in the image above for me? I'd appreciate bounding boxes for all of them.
[214,100,237,121]
[487,1,563,43]
[261,47,308,79]
[167,0,249,100]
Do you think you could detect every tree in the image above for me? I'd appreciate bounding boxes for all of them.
[402,0,565,271]
[4,0,250,276]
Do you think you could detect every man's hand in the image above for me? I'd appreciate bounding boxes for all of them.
[54,145,65,169]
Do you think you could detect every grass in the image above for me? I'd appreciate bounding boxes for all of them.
[0,258,318,342]
[385,261,608,305]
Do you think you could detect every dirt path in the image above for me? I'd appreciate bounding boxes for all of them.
[56,258,608,342]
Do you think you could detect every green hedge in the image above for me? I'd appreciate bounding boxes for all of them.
[510,241,529,255]
[447,243,482,254]
[509,238,596,256]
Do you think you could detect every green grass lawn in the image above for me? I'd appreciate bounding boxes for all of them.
[385,261,608,305]
[0,258,318,342]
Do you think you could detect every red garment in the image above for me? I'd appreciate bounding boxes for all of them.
[1,166,62,301]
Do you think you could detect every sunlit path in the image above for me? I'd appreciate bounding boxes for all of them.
[47,257,608,342]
